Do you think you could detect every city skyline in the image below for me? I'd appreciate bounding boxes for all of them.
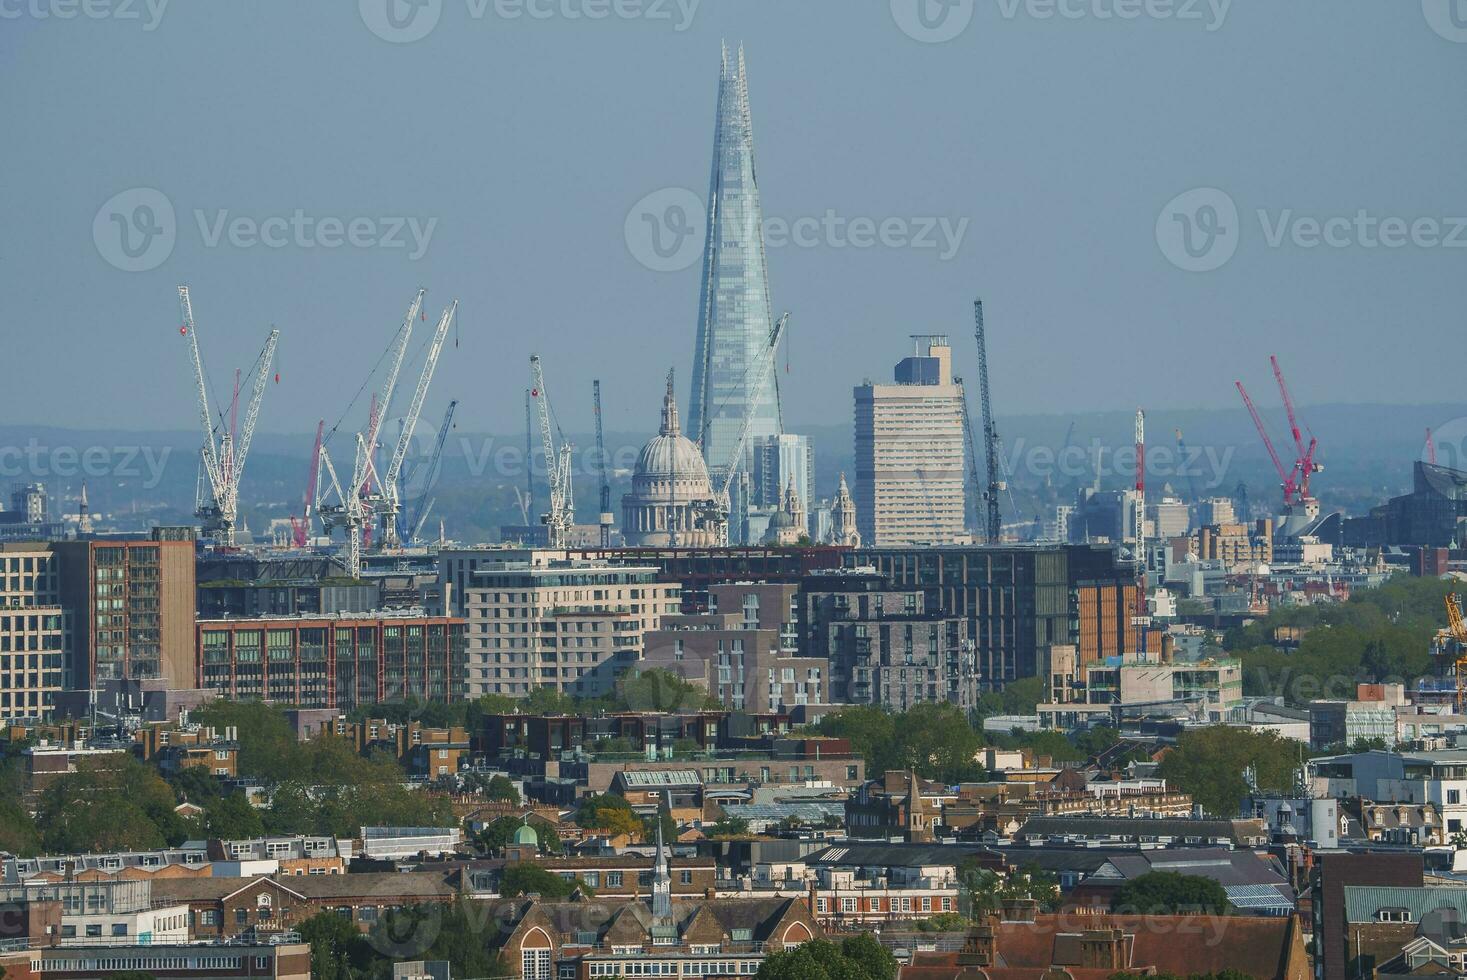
[2,3,1463,439]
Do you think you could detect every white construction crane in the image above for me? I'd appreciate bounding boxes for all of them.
[316,289,425,577]
[367,299,457,549]
[706,312,788,543]
[530,354,575,548]
[179,285,279,549]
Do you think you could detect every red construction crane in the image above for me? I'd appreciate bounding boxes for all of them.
[1237,380,1298,506]
[1270,355,1321,500]
[1428,428,1439,466]
[291,420,324,548]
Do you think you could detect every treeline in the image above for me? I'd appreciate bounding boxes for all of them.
[1223,575,1458,702]
[344,667,721,730]
[0,701,455,857]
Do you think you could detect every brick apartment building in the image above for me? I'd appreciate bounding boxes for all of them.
[196,612,465,709]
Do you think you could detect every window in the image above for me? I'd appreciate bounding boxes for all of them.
[522,948,552,980]
[680,870,693,885]
[607,871,623,887]
[1450,790,1462,805]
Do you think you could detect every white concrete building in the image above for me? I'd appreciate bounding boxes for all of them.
[853,336,968,547]
[463,558,680,698]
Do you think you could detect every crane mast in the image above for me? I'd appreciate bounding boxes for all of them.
[316,289,426,577]
[375,299,456,549]
[403,399,457,547]
[531,355,574,548]
[714,313,789,505]
[1236,380,1298,507]
[177,285,278,548]
[1270,355,1322,503]
[973,298,1003,544]
[594,380,613,547]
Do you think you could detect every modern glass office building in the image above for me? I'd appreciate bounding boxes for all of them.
[687,44,782,485]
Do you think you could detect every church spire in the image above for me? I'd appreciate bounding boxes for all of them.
[651,790,672,922]
[660,368,680,437]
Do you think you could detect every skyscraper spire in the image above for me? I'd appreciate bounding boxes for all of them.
[688,43,781,481]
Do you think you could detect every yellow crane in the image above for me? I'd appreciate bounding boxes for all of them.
[1445,593,1467,711]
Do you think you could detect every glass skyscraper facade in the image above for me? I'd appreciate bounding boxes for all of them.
[687,44,782,486]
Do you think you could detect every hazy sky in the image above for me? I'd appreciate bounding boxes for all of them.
[3,0,1465,441]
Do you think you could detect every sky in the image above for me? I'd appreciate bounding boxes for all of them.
[3,0,1465,441]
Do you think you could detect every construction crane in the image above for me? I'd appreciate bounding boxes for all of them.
[1427,428,1439,466]
[1270,355,1322,504]
[178,285,279,549]
[369,299,457,549]
[1174,428,1201,502]
[1236,379,1298,508]
[709,313,790,543]
[954,375,984,533]
[290,420,325,547]
[972,298,1003,544]
[316,289,425,578]
[402,399,457,548]
[524,389,536,534]
[593,380,613,547]
[531,354,575,548]
[1440,593,1467,711]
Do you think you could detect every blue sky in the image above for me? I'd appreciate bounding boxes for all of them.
[2,0,1464,438]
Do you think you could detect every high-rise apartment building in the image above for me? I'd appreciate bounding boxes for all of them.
[687,45,781,486]
[53,535,195,690]
[0,543,68,722]
[799,570,975,712]
[463,558,681,699]
[854,337,968,547]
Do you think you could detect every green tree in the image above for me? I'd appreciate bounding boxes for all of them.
[499,862,582,899]
[815,706,898,775]
[299,910,372,980]
[37,755,180,853]
[577,793,640,832]
[369,901,510,980]
[1157,727,1304,816]
[1110,872,1232,915]
[1000,676,1047,715]
[482,774,520,802]
[756,937,893,980]
[204,791,266,839]
[707,816,751,838]
[838,933,897,980]
[0,797,40,856]
[889,702,983,783]
[190,701,297,780]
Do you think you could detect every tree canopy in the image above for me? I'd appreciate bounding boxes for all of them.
[1157,726,1305,816]
[1109,872,1232,916]
[756,936,897,980]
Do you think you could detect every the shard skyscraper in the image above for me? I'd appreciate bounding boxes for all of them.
[687,44,782,492]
